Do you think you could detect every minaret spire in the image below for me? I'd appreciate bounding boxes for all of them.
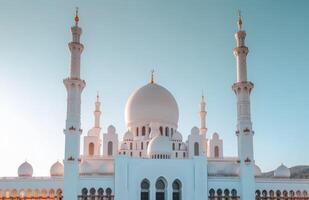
[75,7,79,26]
[150,69,155,84]
[232,12,255,200]
[94,92,101,128]
[63,9,86,200]
[199,92,207,135]
[237,10,243,31]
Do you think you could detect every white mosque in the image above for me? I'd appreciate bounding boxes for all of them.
[0,10,308,200]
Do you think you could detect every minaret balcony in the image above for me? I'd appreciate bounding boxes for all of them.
[232,81,254,94]
[233,46,248,56]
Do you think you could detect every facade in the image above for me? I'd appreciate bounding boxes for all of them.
[1,11,309,200]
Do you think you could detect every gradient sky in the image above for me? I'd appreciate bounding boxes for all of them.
[0,0,308,177]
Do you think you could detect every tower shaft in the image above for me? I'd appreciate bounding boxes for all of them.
[232,13,255,200]
[63,10,85,200]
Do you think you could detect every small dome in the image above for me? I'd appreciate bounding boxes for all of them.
[125,83,179,127]
[50,161,64,177]
[18,161,33,177]
[212,132,219,140]
[107,125,116,134]
[254,164,262,176]
[274,164,290,178]
[172,131,182,141]
[79,161,94,175]
[119,142,128,150]
[191,127,199,135]
[147,135,172,157]
[123,130,133,141]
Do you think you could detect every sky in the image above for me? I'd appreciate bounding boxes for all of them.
[0,0,308,177]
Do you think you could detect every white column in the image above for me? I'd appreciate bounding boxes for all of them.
[232,12,255,200]
[63,10,85,200]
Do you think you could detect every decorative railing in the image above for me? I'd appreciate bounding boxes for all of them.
[77,195,114,200]
[255,197,309,200]
[0,197,62,200]
[208,196,240,200]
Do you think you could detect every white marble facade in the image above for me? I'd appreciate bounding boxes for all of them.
[1,11,308,200]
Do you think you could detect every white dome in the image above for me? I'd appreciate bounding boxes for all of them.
[79,161,94,175]
[172,131,182,141]
[147,135,172,156]
[107,125,116,134]
[50,161,64,177]
[191,127,199,135]
[254,164,262,176]
[212,132,219,140]
[125,83,179,127]
[18,161,33,177]
[119,142,128,150]
[274,164,290,178]
[123,130,133,141]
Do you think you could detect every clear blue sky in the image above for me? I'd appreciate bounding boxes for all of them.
[0,0,308,176]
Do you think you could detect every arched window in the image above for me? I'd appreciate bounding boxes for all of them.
[89,143,94,156]
[214,146,219,158]
[175,152,178,158]
[130,142,133,150]
[156,178,166,200]
[255,190,261,200]
[81,188,88,200]
[183,152,185,158]
[231,189,237,200]
[194,142,199,156]
[108,141,113,156]
[217,189,222,200]
[141,142,144,150]
[224,189,230,200]
[90,188,96,200]
[172,179,182,200]
[209,189,215,200]
[98,188,104,198]
[142,127,146,136]
[159,127,163,135]
[178,143,181,150]
[136,127,139,136]
[139,152,142,157]
[172,143,175,150]
[141,179,150,200]
[165,127,169,136]
[130,152,133,157]
[106,188,112,196]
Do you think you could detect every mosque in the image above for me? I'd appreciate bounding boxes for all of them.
[0,10,308,200]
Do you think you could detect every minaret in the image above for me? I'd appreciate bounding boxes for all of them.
[199,94,207,156]
[199,94,207,135]
[63,8,85,200]
[232,11,255,200]
[94,92,101,129]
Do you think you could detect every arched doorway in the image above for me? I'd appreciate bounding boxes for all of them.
[172,179,182,200]
[156,178,166,200]
[141,179,150,200]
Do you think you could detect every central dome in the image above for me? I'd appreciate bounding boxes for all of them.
[125,83,179,127]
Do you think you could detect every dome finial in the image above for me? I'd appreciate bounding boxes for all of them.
[75,7,79,26]
[96,91,100,102]
[150,69,155,84]
[237,9,243,31]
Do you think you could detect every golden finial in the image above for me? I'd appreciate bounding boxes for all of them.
[150,69,155,84]
[75,7,79,26]
[237,9,243,31]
